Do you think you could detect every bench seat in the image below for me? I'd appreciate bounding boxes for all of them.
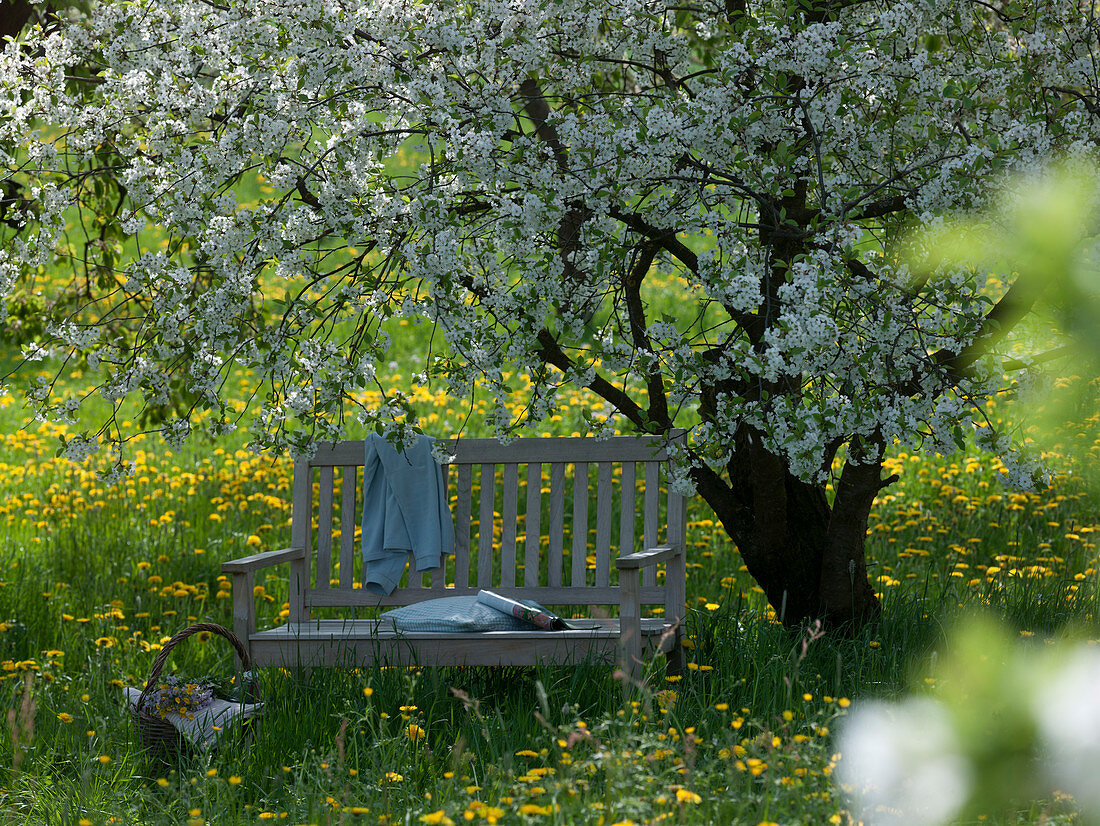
[249,617,678,669]
[224,435,688,682]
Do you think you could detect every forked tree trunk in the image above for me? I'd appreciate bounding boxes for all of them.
[692,429,893,628]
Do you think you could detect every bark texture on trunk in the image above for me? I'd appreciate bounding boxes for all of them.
[692,430,893,628]
[1,0,36,43]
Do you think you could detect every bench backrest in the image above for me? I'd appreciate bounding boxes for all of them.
[288,435,687,618]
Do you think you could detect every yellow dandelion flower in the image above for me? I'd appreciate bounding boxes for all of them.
[518,804,553,815]
[419,812,455,825]
[674,788,701,804]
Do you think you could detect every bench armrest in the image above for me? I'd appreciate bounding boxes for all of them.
[222,546,306,574]
[615,545,681,570]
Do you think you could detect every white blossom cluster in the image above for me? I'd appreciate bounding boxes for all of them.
[0,0,1096,479]
[840,637,1100,825]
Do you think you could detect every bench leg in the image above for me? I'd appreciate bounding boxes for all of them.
[664,547,687,677]
[620,570,643,689]
[231,570,255,668]
[665,632,686,676]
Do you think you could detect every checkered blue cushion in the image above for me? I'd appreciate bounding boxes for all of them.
[380,596,532,632]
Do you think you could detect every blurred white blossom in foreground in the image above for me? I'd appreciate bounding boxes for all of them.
[1033,648,1100,814]
[837,697,971,826]
[838,618,1100,825]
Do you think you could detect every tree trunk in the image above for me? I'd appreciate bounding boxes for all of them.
[1,0,35,43]
[692,429,890,628]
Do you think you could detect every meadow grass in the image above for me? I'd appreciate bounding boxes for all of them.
[0,364,1097,825]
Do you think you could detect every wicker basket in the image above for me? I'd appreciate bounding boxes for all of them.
[130,622,257,762]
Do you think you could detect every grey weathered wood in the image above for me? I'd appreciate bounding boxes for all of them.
[500,463,518,588]
[454,464,472,589]
[339,466,356,589]
[431,463,449,591]
[249,617,676,669]
[224,435,688,682]
[290,457,312,622]
[616,545,679,569]
[594,462,613,589]
[643,462,660,589]
[304,584,668,607]
[547,463,565,587]
[620,568,642,682]
[524,463,541,587]
[222,546,305,574]
[666,486,688,633]
[663,545,687,675]
[477,464,495,587]
[619,461,636,567]
[571,462,589,587]
[232,569,254,644]
[317,465,334,590]
[309,436,672,466]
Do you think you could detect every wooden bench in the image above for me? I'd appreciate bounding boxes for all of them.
[222,435,687,681]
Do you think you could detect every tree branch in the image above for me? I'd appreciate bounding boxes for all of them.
[608,206,698,272]
[890,275,1045,398]
[622,242,671,428]
[1001,345,1077,372]
[517,78,567,171]
[849,194,909,222]
[1045,85,1100,118]
[0,0,33,42]
[933,275,1042,381]
[838,152,967,220]
[535,329,655,431]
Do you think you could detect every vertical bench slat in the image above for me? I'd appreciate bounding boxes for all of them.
[547,462,566,587]
[571,462,589,587]
[317,466,334,591]
[619,461,636,573]
[500,463,519,587]
[289,457,312,622]
[339,466,356,589]
[594,461,613,588]
[643,461,660,588]
[666,486,687,624]
[432,464,448,590]
[524,463,542,587]
[668,486,686,551]
[478,463,495,587]
[455,464,473,588]
[233,435,688,677]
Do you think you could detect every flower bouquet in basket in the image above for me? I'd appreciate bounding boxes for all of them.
[127,623,263,761]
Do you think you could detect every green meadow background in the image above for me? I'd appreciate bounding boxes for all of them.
[0,332,1097,825]
[0,157,1097,825]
